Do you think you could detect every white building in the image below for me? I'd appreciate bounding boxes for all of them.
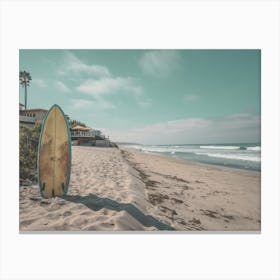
[19,105,48,127]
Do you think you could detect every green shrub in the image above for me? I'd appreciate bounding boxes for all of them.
[19,122,42,181]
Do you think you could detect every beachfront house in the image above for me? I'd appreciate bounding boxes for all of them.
[70,125,115,147]
[94,130,101,137]
[19,105,47,128]
[71,125,96,146]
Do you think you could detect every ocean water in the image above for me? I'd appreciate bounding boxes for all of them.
[124,143,261,172]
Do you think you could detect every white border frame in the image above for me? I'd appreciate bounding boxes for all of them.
[1,1,279,279]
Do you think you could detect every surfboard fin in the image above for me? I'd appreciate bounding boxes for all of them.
[42,182,46,191]
[52,189,55,197]
[61,182,65,193]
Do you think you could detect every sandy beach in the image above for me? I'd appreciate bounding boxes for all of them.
[20,146,261,231]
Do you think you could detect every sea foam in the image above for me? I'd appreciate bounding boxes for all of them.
[196,152,260,162]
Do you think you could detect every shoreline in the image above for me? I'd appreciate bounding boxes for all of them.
[121,145,261,175]
[120,142,261,173]
[20,146,261,231]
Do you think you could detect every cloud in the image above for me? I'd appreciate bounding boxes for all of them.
[69,99,94,109]
[102,114,260,145]
[76,77,142,97]
[139,50,180,78]
[183,94,199,102]
[69,98,116,111]
[55,81,71,92]
[32,78,46,88]
[58,51,110,77]
[97,99,116,109]
[59,51,146,109]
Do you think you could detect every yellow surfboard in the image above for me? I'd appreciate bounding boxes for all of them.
[38,104,71,198]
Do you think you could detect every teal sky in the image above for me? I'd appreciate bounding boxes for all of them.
[19,50,260,144]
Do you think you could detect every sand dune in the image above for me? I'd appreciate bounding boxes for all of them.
[20,146,260,231]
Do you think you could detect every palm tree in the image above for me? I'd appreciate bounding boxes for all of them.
[19,71,32,109]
